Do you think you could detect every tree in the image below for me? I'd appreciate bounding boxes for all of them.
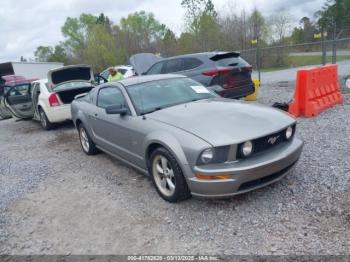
[34,46,54,62]
[316,0,350,37]
[119,11,167,55]
[61,13,99,55]
[34,44,67,63]
[178,32,195,54]
[162,29,177,56]
[269,12,292,44]
[248,8,267,41]
[181,0,217,32]
[83,24,124,72]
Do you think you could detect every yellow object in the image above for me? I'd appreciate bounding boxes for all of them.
[251,39,258,44]
[244,79,260,101]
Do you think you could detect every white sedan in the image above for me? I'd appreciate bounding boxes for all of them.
[3,65,95,130]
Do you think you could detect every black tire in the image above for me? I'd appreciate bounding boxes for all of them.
[149,147,191,202]
[78,123,97,155]
[39,108,54,130]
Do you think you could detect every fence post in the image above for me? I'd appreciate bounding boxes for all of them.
[332,23,337,64]
[256,37,261,83]
[321,28,326,65]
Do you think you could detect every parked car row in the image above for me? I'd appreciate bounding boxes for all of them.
[0,56,303,203]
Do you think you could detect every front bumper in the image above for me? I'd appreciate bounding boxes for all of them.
[186,137,303,198]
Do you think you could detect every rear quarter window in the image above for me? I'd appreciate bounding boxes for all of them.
[182,58,203,71]
[163,59,183,73]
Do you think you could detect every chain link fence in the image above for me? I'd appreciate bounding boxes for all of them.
[240,37,350,72]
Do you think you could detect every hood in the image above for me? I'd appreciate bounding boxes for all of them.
[48,65,94,89]
[147,99,296,146]
[129,53,162,75]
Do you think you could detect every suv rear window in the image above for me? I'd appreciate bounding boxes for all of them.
[210,53,250,67]
[182,58,203,70]
[215,56,250,67]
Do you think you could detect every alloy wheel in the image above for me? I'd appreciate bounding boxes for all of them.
[80,128,90,153]
[152,155,176,197]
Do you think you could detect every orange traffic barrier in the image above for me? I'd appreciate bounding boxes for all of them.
[288,64,343,117]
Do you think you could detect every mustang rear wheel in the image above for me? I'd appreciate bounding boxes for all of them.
[78,123,97,155]
[150,147,191,202]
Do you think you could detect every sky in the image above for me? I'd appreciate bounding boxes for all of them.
[0,0,325,62]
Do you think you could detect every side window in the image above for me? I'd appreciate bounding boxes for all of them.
[182,58,203,71]
[163,59,183,73]
[97,86,126,109]
[8,84,31,97]
[147,62,164,75]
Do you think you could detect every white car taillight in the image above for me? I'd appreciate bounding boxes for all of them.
[48,92,61,107]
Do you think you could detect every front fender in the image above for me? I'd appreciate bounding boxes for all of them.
[144,131,189,166]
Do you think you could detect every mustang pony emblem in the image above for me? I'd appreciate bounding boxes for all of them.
[268,135,280,144]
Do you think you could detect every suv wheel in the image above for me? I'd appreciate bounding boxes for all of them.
[150,147,191,202]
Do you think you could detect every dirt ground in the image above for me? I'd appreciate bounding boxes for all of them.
[0,86,349,255]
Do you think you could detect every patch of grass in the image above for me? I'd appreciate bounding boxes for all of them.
[260,55,350,72]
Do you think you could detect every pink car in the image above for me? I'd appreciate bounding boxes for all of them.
[2,75,38,85]
[0,75,38,119]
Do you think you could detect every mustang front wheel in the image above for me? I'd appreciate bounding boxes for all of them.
[150,147,191,202]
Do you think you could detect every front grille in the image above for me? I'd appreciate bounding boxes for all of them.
[237,124,296,159]
[238,160,297,192]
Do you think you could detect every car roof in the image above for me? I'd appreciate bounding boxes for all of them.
[115,74,186,87]
[160,51,240,60]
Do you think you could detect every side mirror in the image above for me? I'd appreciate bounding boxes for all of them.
[105,104,128,115]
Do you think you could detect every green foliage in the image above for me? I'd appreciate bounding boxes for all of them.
[61,13,98,53]
[162,29,177,56]
[248,8,267,40]
[178,32,195,54]
[120,11,167,50]
[34,44,67,64]
[316,0,350,36]
[83,24,121,72]
[34,46,54,62]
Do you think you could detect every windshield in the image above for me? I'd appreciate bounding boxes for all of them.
[53,81,92,91]
[127,78,216,115]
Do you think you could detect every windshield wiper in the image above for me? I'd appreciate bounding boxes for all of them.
[141,107,163,115]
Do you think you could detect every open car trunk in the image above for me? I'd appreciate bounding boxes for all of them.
[56,86,93,104]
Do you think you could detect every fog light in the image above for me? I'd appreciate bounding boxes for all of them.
[200,148,214,164]
[285,126,293,139]
[241,141,253,156]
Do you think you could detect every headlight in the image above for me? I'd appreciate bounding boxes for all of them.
[285,126,293,140]
[241,141,253,157]
[200,148,214,164]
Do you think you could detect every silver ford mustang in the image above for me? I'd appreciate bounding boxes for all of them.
[71,74,303,202]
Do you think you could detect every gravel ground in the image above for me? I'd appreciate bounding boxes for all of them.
[0,84,349,255]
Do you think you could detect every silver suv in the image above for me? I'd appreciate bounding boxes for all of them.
[130,52,254,99]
